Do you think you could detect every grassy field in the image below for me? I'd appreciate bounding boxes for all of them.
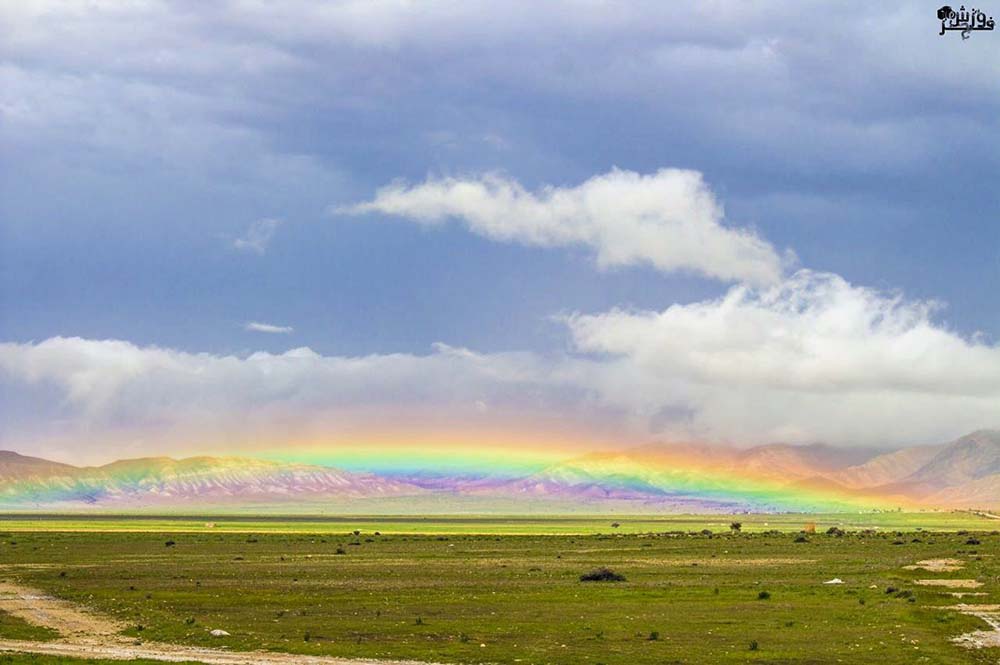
[0,510,991,534]
[0,513,996,664]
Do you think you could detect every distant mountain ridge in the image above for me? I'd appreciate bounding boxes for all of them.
[0,454,425,506]
[1,429,998,511]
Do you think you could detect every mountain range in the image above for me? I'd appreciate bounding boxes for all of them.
[1,430,998,512]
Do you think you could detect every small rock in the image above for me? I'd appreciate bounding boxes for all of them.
[210,629,230,637]
[824,578,845,584]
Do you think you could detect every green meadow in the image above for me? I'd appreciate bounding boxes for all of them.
[0,510,990,535]
[0,513,997,664]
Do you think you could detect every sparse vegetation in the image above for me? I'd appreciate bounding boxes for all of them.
[0,515,991,665]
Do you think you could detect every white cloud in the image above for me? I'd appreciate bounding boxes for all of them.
[341,169,787,284]
[245,321,294,334]
[233,218,283,254]
[565,270,1000,446]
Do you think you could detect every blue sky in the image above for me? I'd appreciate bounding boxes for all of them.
[1,2,999,462]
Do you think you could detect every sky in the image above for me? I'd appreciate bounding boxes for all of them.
[1,1,999,464]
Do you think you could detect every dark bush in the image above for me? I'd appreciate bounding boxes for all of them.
[826,527,844,537]
[580,567,626,582]
[757,590,771,600]
[794,535,809,543]
[966,538,981,545]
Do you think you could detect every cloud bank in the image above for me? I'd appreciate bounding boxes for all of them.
[342,169,786,284]
[2,271,997,459]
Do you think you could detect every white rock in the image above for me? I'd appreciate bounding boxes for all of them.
[823,578,845,585]
[210,629,230,637]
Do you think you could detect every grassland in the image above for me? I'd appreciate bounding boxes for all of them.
[0,510,990,534]
[0,513,996,664]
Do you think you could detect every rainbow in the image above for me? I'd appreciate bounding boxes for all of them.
[261,443,916,512]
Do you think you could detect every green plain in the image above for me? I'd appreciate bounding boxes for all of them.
[0,512,996,664]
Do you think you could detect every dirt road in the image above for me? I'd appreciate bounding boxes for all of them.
[0,581,442,664]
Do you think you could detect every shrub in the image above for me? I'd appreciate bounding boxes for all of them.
[580,567,626,582]
[749,640,759,651]
[459,632,470,643]
[730,522,742,533]
[794,535,809,543]
[826,527,844,537]
[647,631,659,641]
[966,537,981,545]
[165,540,176,547]
[757,590,771,600]
[611,522,621,528]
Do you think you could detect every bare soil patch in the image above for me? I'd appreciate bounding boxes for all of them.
[914,579,983,588]
[903,558,964,572]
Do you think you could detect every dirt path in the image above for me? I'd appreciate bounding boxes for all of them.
[0,581,442,665]
[904,556,1000,650]
[949,606,1000,649]
[0,581,124,637]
